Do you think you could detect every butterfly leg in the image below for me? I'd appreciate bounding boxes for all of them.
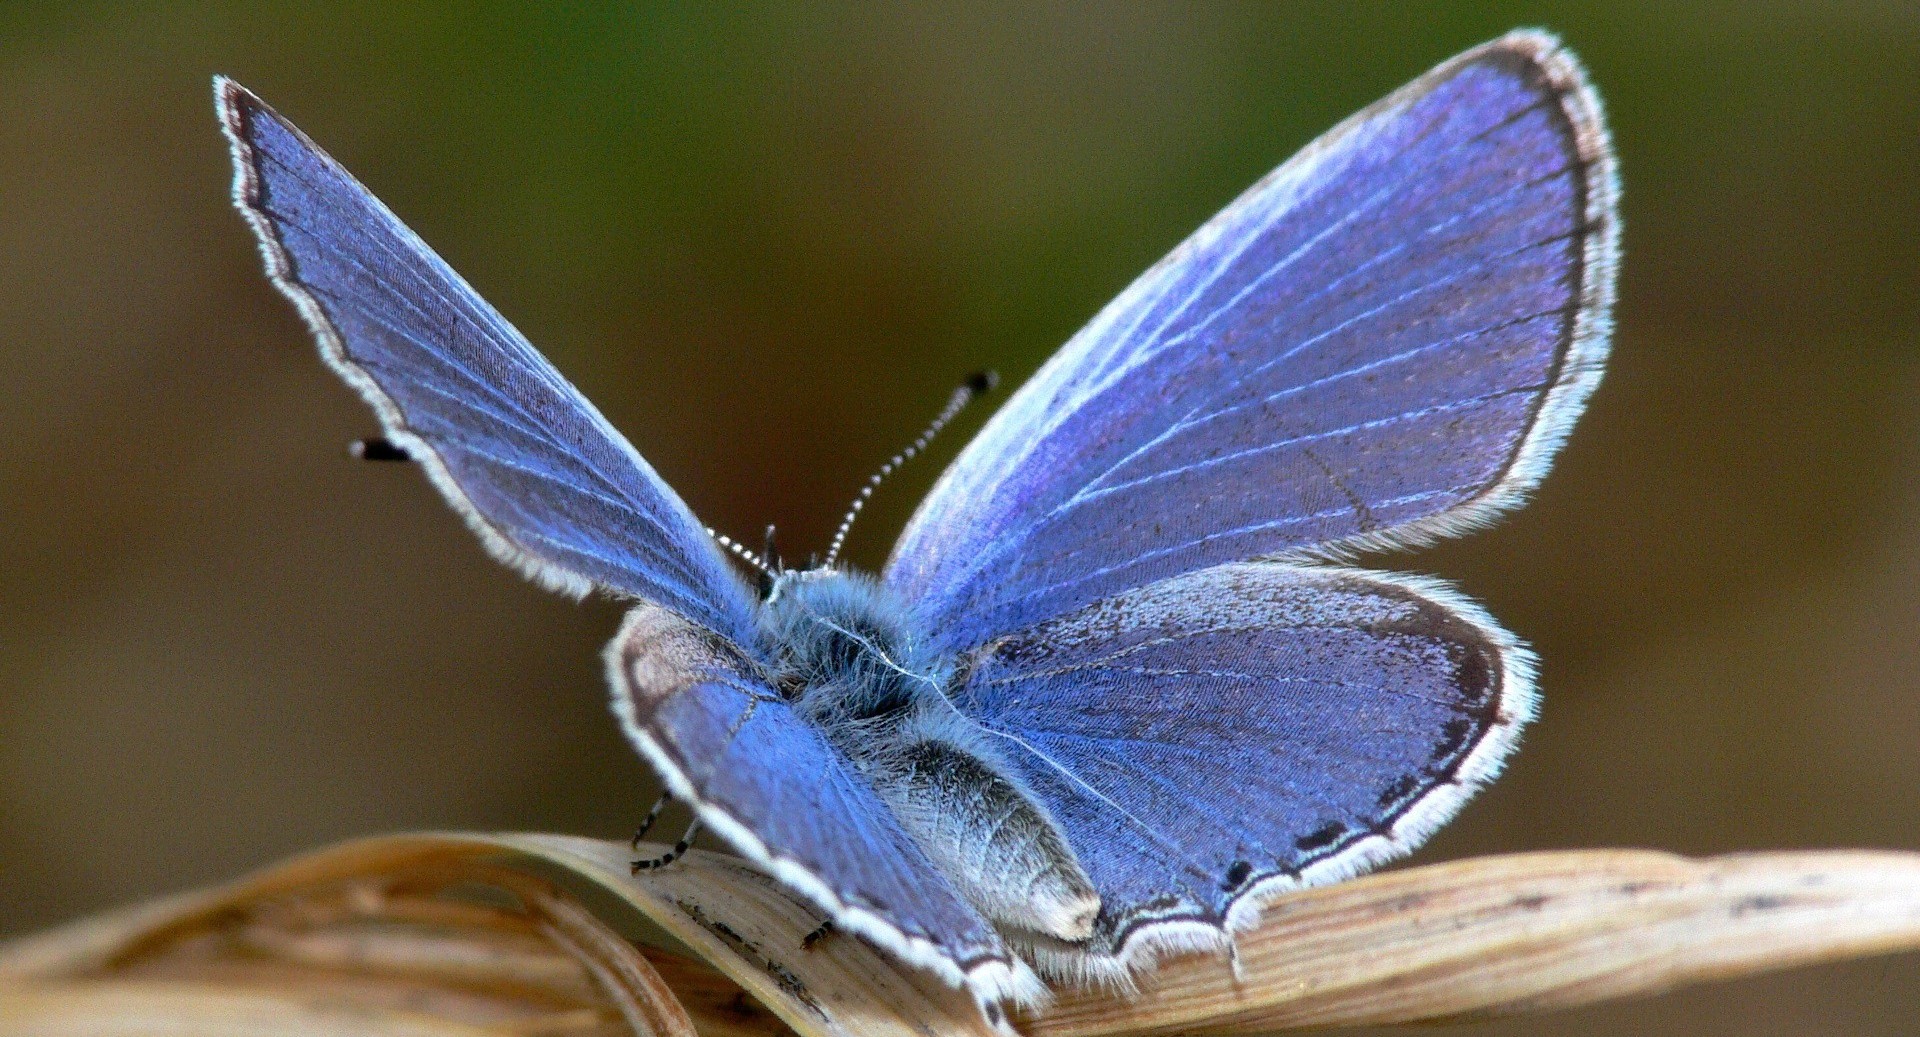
[631,817,703,873]
[629,791,672,849]
[801,920,835,951]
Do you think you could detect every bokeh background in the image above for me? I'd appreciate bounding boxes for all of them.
[3,3,1918,1033]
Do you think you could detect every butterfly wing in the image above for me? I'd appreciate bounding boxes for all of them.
[217,79,754,640]
[220,81,1035,1008]
[894,30,1615,979]
[947,560,1529,978]
[887,32,1616,652]
[604,602,1037,1006]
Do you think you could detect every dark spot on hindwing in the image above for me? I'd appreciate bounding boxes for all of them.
[1377,773,1421,808]
[1296,821,1347,853]
[1222,860,1254,891]
[944,649,982,698]
[1431,717,1475,763]
[1448,638,1496,705]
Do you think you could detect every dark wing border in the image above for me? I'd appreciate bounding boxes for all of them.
[884,29,1619,635]
[1292,28,1617,563]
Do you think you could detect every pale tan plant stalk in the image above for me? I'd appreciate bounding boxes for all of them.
[3,833,1920,1037]
[4,833,1919,1036]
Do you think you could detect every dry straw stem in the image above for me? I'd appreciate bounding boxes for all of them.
[4,834,1920,1037]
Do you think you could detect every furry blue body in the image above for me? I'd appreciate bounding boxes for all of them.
[758,569,1102,943]
[760,570,946,735]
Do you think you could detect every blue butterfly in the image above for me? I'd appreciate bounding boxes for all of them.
[216,28,1617,1014]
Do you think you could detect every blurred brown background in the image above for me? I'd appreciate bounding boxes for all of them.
[3,3,1918,1033]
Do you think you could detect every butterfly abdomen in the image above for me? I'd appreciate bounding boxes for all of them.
[760,570,1100,942]
[872,736,1100,942]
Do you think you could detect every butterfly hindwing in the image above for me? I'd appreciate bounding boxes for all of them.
[603,602,1036,1004]
[946,561,1528,979]
[886,32,1616,651]
[217,79,755,641]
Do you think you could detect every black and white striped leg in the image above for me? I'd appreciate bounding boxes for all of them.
[629,792,671,850]
[631,817,703,873]
[801,920,835,950]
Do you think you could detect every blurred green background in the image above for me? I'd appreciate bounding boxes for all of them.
[3,3,1918,1033]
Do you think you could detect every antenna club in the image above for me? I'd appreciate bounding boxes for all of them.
[350,437,413,461]
[965,369,999,396]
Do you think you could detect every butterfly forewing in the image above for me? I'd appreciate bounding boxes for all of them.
[217,75,1037,1006]
[217,79,756,642]
[887,32,1616,652]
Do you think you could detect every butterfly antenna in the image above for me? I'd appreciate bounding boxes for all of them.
[708,527,773,575]
[822,370,997,569]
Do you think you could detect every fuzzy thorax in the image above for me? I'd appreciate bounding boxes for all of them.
[759,569,1100,943]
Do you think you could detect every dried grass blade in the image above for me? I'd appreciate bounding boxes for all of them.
[0,979,513,1036]
[1027,848,1920,1035]
[8,837,1920,1037]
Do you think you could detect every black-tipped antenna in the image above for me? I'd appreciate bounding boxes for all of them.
[822,370,997,569]
[350,437,412,461]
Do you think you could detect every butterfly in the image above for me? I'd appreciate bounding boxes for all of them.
[216,27,1616,1016]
